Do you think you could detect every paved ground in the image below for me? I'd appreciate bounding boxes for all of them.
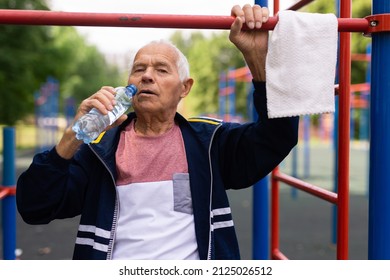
[228,187,368,260]
[1,142,369,260]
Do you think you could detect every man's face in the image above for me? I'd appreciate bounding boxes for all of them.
[128,43,191,117]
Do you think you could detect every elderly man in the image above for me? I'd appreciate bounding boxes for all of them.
[16,4,298,260]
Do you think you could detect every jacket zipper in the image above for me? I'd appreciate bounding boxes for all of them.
[206,123,222,260]
[88,144,119,260]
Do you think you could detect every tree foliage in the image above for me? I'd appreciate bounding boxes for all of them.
[171,31,249,119]
[0,0,52,125]
[0,0,123,125]
[49,26,123,102]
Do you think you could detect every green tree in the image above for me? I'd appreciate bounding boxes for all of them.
[0,0,124,125]
[0,0,52,125]
[49,26,123,104]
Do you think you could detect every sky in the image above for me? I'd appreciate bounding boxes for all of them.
[48,0,295,58]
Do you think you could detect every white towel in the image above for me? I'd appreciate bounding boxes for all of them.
[265,10,338,118]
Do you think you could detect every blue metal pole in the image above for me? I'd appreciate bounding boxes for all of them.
[252,0,269,261]
[251,81,269,259]
[2,127,17,260]
[368,1,390,260]
[332,96,339,245]
[331,0,341,246]
[303,115,310,178]
[361,43,371,142]
[291,145,298,200]
[364,43,371,198]
[291,146,298,178]
[290,117,299,200]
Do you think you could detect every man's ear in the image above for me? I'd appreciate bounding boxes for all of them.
[180,78,194,98]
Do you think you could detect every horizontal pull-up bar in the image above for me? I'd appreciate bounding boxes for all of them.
[0,9,370,33]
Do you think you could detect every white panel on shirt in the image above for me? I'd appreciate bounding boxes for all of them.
[112,175,199,260]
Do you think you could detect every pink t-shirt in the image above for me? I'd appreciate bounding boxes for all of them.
[116,119,188,185]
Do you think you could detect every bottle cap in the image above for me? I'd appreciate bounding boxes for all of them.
[125,84,138,97]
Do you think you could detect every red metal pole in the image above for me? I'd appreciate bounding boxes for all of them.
[0,188,10,200]
[273,172,338,204]
[273,0,280,15]
[0,9,271,29]
[0,9,369,32]
[337,0,351,260]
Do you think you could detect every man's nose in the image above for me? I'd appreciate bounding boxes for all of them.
[141,68,154,83]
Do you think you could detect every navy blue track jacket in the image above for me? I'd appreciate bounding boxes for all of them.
[16,81,299,259]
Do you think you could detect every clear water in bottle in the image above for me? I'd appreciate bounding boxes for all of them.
[72,84,137,144]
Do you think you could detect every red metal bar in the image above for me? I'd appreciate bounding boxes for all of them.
[350,83,370,92]
[336,0,352,261]
[0,189,8,200]
[334,82,370,95]
[365,14,390,35]
[270,1,281,261]
[351,98,368,109]
[273,171,338,204]
[338,18,369,32]
[0,9,369,33]
[227,66,251,79]
[273,0,280,15]
[351,53,371,61]
[0,186,16,200]
[272,249,288,260]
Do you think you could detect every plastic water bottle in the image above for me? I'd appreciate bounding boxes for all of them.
[72,84,137,144]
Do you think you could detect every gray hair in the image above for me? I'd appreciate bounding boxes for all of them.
[128,39,190,82]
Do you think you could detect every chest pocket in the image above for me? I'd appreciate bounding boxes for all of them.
[173,173,193,215]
